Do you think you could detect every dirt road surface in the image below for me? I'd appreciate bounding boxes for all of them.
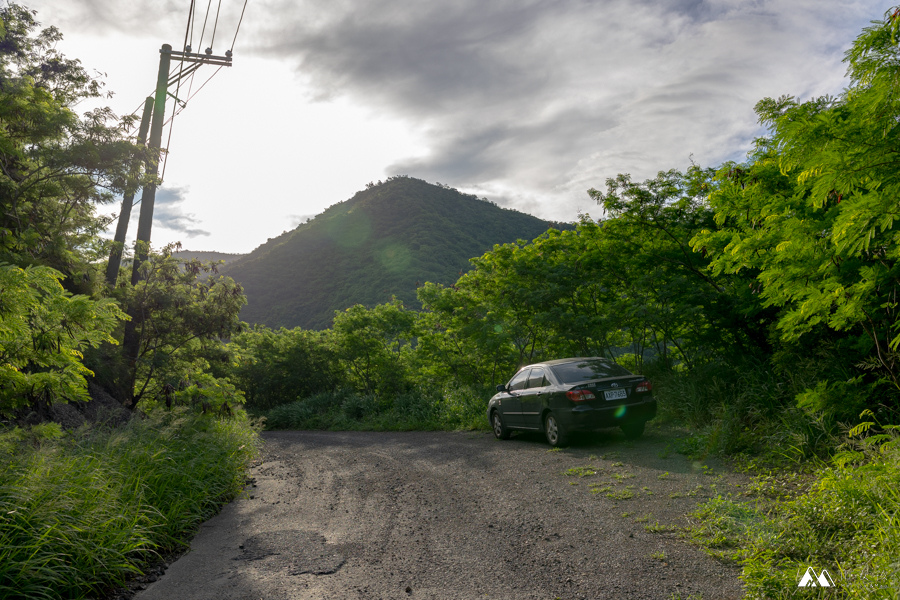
[135,427,745,599]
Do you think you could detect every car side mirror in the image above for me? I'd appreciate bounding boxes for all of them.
[496,384,507,392]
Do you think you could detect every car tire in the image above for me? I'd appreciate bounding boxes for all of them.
[621,420,646,440]
[491,410,511,440]
[544,412,568,447]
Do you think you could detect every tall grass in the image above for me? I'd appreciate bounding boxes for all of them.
[0,409,259,599]
[688,427,900,599]
[649,359,837,461]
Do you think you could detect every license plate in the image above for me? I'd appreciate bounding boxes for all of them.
[604,389,627,401]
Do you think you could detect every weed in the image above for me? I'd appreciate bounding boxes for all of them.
[642,486,653,495]
[621,512,632,518]
[564,466,597,477]
[547,447,562,453]
[658,471,671,480]
[645,521,678,533]
[634,514,651,523]
[606,488,634,500]
[612,472,634,481]
[589,485,612,495]
[687,429,900,597]
[650,550,667,561]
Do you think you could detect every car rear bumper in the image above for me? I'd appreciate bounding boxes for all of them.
[560,398,657,431]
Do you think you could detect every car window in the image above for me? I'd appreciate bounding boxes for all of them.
[508,369,531,391]
[550,359,631,383]
[527,367,548,389]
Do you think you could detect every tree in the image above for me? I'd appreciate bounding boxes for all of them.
[0,4,145,291]
[692,8,900,392]
[91,246,246,407]
[591,167,770,369]
[225,325,341,411]
[331,299,416,395]
[0,264,124,415]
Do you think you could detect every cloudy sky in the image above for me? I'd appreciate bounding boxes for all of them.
[27,0,889,253]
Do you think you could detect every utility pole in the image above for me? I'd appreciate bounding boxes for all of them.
[126,43,234,284]
[130,43,173,285]
[116,43,232,405]
[105,96,153,287]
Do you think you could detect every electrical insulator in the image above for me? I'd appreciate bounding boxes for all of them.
[185,45,192,53]
[205,47,213,55]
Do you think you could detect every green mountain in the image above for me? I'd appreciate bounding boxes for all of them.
[222,176,572,329]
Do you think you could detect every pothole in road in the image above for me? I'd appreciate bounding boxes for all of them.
[235,530,346,575]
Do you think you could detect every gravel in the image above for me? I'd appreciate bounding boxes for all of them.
[135,425,746,599]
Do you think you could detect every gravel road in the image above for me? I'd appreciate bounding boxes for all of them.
[135,426,746,599]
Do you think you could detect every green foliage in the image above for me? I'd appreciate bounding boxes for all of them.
[692,8,900,393]
[264,384,489,431]
[415,169,755,391]
[0,4,146,287]
[108,246,246,408]
[0,410,260,599]
[0,264,125,415]
[225,325,341,412]
[689,424,900,599]
[332,298,416,395]
[590,167,768,367]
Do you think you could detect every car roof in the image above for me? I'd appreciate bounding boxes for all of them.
[522,357,610,369]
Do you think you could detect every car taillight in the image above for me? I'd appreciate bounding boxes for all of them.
[566,390,595,402]
[635,380,652,393]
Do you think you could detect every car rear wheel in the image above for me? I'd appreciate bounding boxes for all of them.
[544,412,568,447]
[621,420,646,440]
[491,410,511,440]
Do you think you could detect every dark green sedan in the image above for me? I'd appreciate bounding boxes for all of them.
[487,357,656,447]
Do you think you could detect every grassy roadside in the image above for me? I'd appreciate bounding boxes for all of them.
[685,436,900,599]
[0,409,260,599]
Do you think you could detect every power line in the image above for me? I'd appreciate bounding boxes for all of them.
[230,0,250,51]
[163,1,196,183]
[198,0,213,51]
[209,0,224,50]
[170,65,223,121]
[160,64,223,179]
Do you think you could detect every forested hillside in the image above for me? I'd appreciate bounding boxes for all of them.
[222,177,570,329]
[222,177,571,329]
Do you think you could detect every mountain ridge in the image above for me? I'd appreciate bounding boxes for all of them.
[221,177,573,329]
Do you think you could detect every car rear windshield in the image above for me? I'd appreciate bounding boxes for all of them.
[550,359,631,383]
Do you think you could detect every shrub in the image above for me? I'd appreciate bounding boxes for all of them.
[0,409,259,599]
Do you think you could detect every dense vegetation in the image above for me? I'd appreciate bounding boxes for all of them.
[0,411,258,599]
[0,5,256,597]
[222,9,900,598]
[3,1,900,597]
[221,177,571,329]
